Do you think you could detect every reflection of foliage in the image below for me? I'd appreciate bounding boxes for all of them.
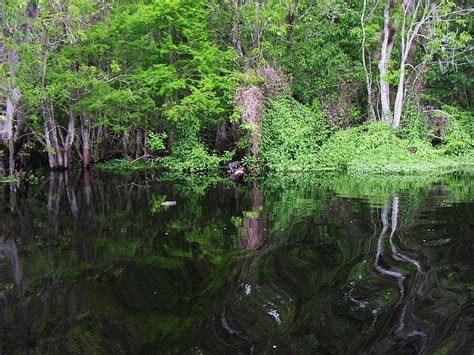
[441,169,474,203]
[1,170,473,353]
[149,194,166,214]
[158,171,226,196]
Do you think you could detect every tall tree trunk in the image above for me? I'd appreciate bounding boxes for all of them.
[3,96,15,141]
[122,131,129,158]
[215,122,227,152]
[64,108,76,169]
[135,128,143,158]
[5,97,15,175]
[379,0,396,124]
[8,141,15,176]
[50,104,64,168]
[65,62,79,169]
[392,62,406,128]
[43,104,57,169]
[2,89,20,175]
[361,0,377,121]
[43,103,63,169]
[82,114,91,169]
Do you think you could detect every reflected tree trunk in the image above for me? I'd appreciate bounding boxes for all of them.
[47,172,63,232]
[0,237,24,288]
[372,194,428,348]
[241,183,263,251]
[83,169,92,209]
[65,171,79,218]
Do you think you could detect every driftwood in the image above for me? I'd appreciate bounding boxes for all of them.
[161,201,177,207]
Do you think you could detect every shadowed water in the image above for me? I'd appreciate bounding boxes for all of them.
[0,170,473,354]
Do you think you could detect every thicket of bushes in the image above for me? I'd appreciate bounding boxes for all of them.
[255,97,473,175]
[259,96,328,172]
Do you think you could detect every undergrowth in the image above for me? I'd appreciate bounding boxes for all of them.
[259,96,328,172]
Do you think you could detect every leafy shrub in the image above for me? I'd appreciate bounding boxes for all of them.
[396,101,428,140]
[160,125,224,174]
[316,122,454,174]
[95,159,161,171]
[443,119,473,156]
[440,106,473,156]
[315,126,359,171]
[146,132,167,152]
[258,96,328,171]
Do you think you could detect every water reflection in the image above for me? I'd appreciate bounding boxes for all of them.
[0,170,473,353]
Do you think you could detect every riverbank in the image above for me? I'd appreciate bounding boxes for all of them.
[91,121,474,176]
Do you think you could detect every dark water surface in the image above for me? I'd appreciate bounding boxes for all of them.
[1,170,473,354]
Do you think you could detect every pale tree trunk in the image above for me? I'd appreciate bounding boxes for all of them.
[44,121,56,169]
[392,63,406,128]
[135,128,143,158]
[50,104,64,168]
[4,93,20,175]
[43,103,63,169]
[392,0,431,128]
[3,95,16,141]
[64,62,79,169]
[378,0,445,128]
[392,2,411,129]
[1,65,21,176]
[82,114,91,169]
[40,33,58,169]
[122,131,129,158]
[64,109,76,169]
[361,0,377,121]
[43,102,57,169]
[379,0,395,124]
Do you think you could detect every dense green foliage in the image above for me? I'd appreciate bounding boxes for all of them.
[315,122,467,174]
[0,0,473,175]
[259,96,328,172]
[160,125,223,174]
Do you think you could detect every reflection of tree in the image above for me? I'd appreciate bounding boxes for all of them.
[65,172,78,218]
[0,235,28,349]
[200,179,380,353]
[0,237,23,288]
[241,183,263,251]
[370,195,430,351]
[1,171,473,353]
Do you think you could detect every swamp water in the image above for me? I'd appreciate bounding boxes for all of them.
[0,170,473,354]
